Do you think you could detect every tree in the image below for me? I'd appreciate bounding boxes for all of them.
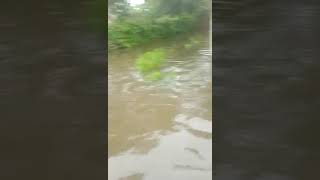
[108,0,130,18]
[145,0,210,17]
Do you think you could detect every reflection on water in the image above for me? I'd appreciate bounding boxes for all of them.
[108,33,212,179]
[109,130,211,180]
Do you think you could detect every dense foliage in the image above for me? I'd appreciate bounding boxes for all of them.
[108,0,210,48]
[108,0,211,81]
[108,14,196,48]
[145,0,210,17]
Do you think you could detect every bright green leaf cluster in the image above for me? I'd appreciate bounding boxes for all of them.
[135,48,170,81]
[135,48,167,73]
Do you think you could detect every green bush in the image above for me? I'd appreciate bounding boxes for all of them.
[135,48,167,73]
[135,48,170,81]
[108,14,196,48]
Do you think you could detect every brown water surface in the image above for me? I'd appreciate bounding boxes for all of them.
[108,33,212,180]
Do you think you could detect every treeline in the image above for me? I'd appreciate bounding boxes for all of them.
[108,0,210,49]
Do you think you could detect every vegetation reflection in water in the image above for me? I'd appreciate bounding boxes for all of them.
[108,0,212,179]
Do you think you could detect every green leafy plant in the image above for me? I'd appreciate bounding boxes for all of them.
[135,48,169,81]
[135,49,179,81]
[136,48,167,73]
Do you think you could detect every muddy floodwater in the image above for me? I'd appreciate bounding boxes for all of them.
[108,32,212,180]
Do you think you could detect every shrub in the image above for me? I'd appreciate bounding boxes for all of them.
[135,48,167,73]
[108,14,196,48]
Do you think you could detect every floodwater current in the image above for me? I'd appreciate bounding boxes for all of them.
[108,32,212,180]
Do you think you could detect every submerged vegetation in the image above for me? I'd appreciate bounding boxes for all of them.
[135,48,167,81]
[136,48,167,73]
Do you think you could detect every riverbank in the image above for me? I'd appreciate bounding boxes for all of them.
[108,0,210,50]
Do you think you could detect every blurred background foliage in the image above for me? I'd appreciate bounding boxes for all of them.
[108,0,211,49]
